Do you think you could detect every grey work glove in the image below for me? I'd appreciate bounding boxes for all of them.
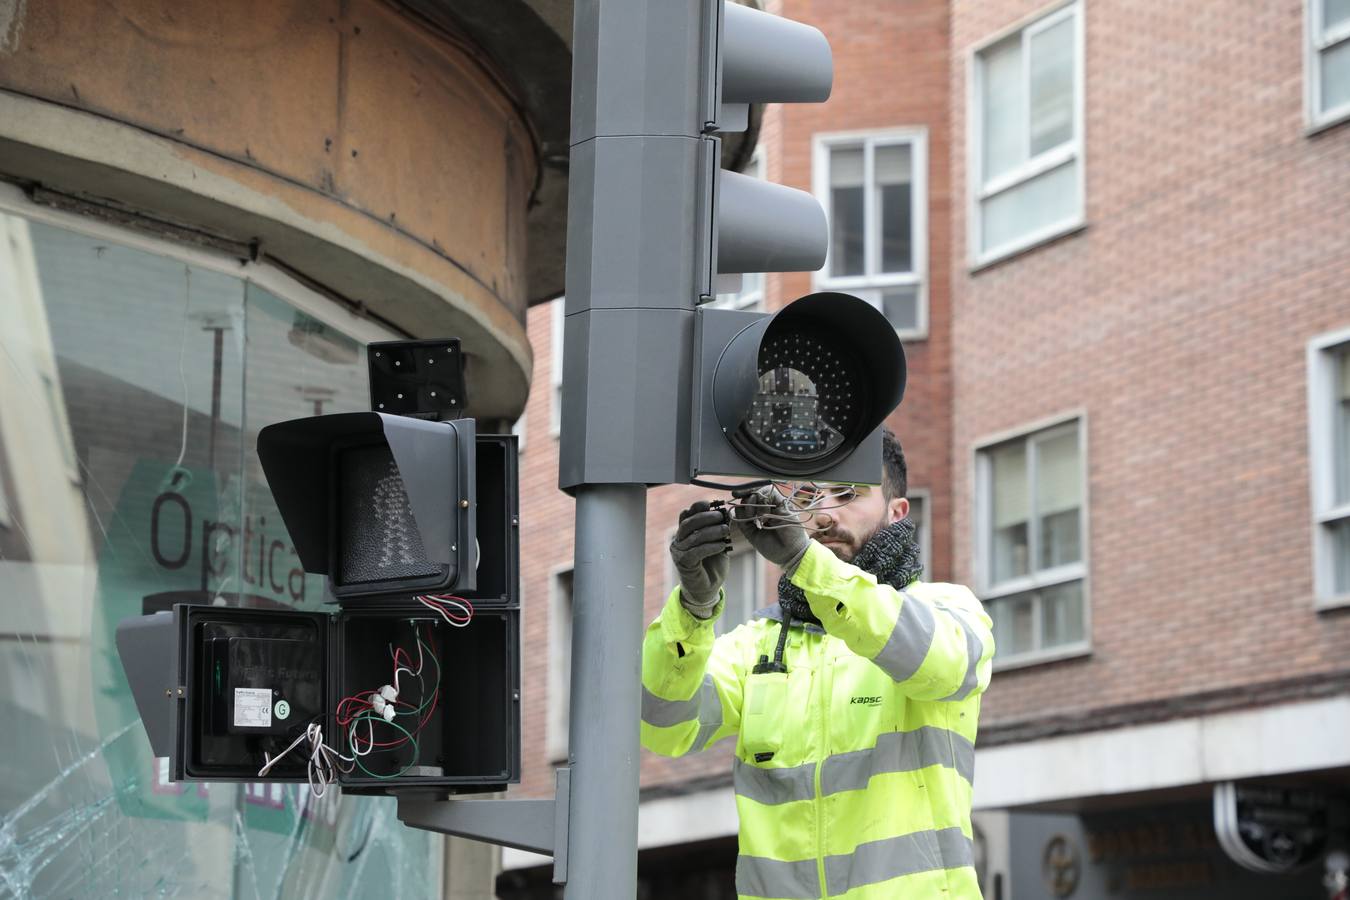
[730,486,811,574]
[670,501,732,619]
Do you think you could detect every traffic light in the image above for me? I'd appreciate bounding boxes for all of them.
[116,339,521,794]
[559,0,906,489]
[692,292,905,483]
[257,411,477,600]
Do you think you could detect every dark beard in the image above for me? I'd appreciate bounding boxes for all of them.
[777,517,924,626]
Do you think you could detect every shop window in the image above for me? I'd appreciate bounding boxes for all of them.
[0,192,440,894]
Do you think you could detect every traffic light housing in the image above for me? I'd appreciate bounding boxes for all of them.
[692,292,906,483]
[116,340,522,795]
[560,0,907,489]
[257,411,477,601]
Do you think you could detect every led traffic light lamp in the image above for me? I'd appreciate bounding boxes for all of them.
[116,339,522,796]
[693,292,906,482]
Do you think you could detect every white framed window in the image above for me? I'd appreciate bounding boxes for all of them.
[710,151,767,312]
[1308,329,1350,607]
[550,298,564,435]
[1307,0,1350,130]
[813,129,928,339]
[907,489,933,582]
[547,567,573,761]
[975,415,1089,666]
[968,0,1084,267]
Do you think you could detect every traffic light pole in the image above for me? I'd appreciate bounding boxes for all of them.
[564,484,648,899]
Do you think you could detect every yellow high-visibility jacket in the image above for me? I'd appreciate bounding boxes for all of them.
[641,541,995,900]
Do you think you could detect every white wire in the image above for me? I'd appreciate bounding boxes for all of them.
[733,483,861,533]
[417,595,472,628]
[258,722,354,798]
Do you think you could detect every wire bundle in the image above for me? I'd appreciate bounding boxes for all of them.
[415,594,474,627]
[337,624,443,779]
[258,722,354,798]
[734,482,861,532]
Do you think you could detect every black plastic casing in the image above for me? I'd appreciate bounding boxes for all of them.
[169,435,520,796]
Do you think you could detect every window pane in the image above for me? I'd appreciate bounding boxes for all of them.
[906,495,927,579]
[876,144,914,273]
[1326,0,1350,32]
[880,285,921,333]
[1337,349,1350,505]
[1041,579,1085,648]
[0,211,440,894]
[981,35,1025,181]
[1037,429,1082,569]
[1322,40,1350,114]
[991,594,1036,658]
[981,159,1079,255]
[829,147,866,277]
[717,549,759,635]
[1332,519,1350,595]
[1029,16,1076,156]
[990,441,1030,583]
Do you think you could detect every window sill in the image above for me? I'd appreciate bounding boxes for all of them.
[1306,106,1350,137]
[991,642,1091,673]
[1315,592,1350,612]
[969,220,1087,275]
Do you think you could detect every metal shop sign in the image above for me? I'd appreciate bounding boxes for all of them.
[1213,782,1336,874]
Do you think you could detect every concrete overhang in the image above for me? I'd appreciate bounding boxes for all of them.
[424,0,761,308]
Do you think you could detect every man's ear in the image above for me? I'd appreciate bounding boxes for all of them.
[887,496,909,525]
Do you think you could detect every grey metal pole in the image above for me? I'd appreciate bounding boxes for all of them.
[563,483,647,899]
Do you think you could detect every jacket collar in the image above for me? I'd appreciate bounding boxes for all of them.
[751,605,826,634]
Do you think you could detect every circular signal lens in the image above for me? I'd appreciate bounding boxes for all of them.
[737,329,866,469]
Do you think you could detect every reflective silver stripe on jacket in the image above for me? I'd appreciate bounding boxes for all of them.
[872,591,937,682]
[641,676,723,751]
[732,726,974,807]
[735,854,820,900]
[824,826,974,895]
[641,675,717,728]
[936,605,987,701]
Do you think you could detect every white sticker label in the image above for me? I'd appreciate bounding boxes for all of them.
[234,688,273,728]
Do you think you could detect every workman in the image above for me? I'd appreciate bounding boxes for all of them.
[641,428,994,900]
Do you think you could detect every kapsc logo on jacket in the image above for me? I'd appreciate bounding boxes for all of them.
[850,696,883,707]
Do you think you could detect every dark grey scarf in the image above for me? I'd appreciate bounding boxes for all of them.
[777,517,923,626]
[753,517,923,674]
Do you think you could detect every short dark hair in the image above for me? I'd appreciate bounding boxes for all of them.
[881,426,907,501]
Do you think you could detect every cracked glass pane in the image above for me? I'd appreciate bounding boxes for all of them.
[0,210,441,898]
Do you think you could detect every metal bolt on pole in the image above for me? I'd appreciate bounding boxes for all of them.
[563,484,648,900]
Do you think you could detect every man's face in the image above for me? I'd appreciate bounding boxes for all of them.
[795,483,909,563]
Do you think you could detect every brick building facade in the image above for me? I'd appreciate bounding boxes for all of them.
[500,1,1350,897]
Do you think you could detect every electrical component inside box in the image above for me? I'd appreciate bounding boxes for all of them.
[206,635,319,736]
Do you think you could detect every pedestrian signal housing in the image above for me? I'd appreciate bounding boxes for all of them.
[258,411,477,600]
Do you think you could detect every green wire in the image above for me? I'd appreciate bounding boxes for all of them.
[349,714,420,779]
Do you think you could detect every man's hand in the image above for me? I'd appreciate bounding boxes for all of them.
[670,501,732,619]
[730,486,811,574]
